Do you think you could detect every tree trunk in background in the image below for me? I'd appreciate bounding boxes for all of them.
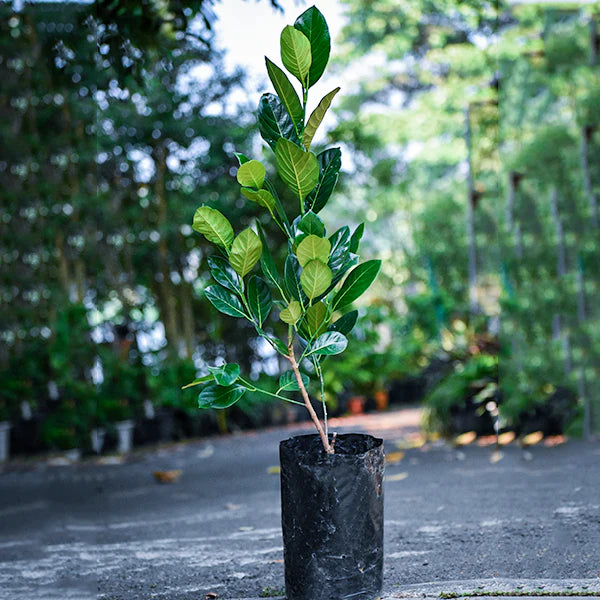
[181,283,195,360]
[465,107,478,314]
[581,126,599,229]
[155,148,180,355]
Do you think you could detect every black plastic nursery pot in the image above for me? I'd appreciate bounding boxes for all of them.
[279,433,385,600]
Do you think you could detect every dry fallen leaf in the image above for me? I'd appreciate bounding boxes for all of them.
[498,431,516,446]
[385,451,404,464]
[225,503,241,510]
[522,431,544,446]
[543,435,566,447]
[267,465,281,474]
[205,593,219,599]
[490,450,504,464]
[153,470,182,483]
[455,431,477,446]
[476,435,497,447]
[385,472,408,482]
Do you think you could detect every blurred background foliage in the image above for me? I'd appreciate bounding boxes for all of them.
[0,0,599,455]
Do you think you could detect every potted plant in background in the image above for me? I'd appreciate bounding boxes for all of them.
[184,7,384,599]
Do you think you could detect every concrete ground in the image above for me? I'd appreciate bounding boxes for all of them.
[0,408,599,600]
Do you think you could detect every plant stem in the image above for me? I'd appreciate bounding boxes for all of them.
[286,344,333,454]
[312,356,328,438]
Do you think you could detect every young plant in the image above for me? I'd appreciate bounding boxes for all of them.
[184,6,380,454]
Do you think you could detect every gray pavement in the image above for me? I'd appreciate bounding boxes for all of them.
[0,408,599,600]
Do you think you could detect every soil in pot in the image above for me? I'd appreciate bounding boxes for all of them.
[279,433,384,600]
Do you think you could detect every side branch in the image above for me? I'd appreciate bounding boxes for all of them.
[286,344,333,454]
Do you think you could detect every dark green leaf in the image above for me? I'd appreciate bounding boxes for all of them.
[234,152,249,165]
[349,223,365,253]
[257,222,280,289]
[258,93,300,151]
[208,363,241,386]
[294,5,331,88]
[305,147,341,213]
[331,260,382,310]
[207,256,242,294]
[328,226,351,273]
[284,254,303,301]
[265,57,303,128]
[198,383,246,409]
[278,370,309,392]
[328,310,358,336]
[298,211,325,236]
[204,285,247,318]
[248,276,272,327]
[309,331,348,356]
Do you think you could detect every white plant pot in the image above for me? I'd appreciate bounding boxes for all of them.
[0,421,11,462]
[90,428,106,455]
[116,420,134,454]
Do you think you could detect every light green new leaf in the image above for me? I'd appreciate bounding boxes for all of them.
[229,228,263,277]
[275,138,319,199]
[302,301,328,336]
[303,87,340,150]
[265,57,303,128]
[208,363,241,386]
[300,260,332,300]
[278,370,309,392]
[296,234,331,267]
[204,285,247,318]
[198,383,246,409]
[294,5,330,88]
[240,188,276,216]
[236,160,266,189]
[280,300,302,324]
[309,331,348,356]
[248,276,272,327]
[280,25,312,85]
[181,374,213,390]
[331,260,382,310]
[192,206,234,250]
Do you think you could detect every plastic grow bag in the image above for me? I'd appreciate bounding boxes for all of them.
[279,433,384,600]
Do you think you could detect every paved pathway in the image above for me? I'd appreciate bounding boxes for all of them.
[0,408,598,600]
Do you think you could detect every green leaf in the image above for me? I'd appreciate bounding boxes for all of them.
[258,93,300,151]
[328,310,358,336]
[240,188,276,216]
[284,253,303,301]
[257,222,280,289]
[204,285,247,318]
[248,276,272,327]
[208,363,241,386]
[265,58,303,128]
[280,25,312,85]
[296,234,331,267]
[229,228,263,277]
[234,152,249,165]
[275,138,319,200]
[236,160,266,189]
[273,338,290,356]
[278,370,309,392]
[193,206,234,250]
[303,87,340,150]
[207,256,242,294]
[328,226,351,273]
[309,331,348,356]
[300,259,332,300]
[305,147,341,213]
[302,301,328,336]
[280,300,303,324]
[349,223,365,254]
[181,375,213,390]
[294,6,331,88]
[198,383,246,409]
[331,260,382,310]
[298,211,325,236]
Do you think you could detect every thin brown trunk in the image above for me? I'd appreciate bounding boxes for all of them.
[181,284,195,360]
[286,345,333,454]
[55,233,71,296]
[465,107,478,314]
